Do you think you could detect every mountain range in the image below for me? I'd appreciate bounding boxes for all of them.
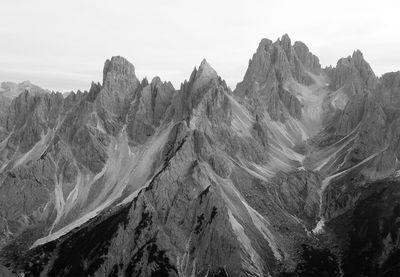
[0,34,399,277]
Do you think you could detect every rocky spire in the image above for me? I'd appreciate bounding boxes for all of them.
[327,50,377,92]
[279,33,293,62]
[377,71,400,108]
[351,50,377,89]
[176,59,231,127]
[234,34,320,121]
[198,59,217,77]
[97,56,141,132]
[380,71,400,89]
[102,56,139,92]
[280,33,292,49]
[192,58,218,91]
[126,75,175,145]
[293,41,321,72]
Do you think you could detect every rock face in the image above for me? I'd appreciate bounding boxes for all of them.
[234,34,322,122]
[273,170,321,223]
[0,35,400,277]
[126,76,174,146]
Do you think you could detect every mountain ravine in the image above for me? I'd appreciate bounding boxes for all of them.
[0,34,400,277]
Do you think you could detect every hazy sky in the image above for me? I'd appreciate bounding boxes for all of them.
[1,0,399,92]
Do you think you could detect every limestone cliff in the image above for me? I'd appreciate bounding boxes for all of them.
[0,36,399,277]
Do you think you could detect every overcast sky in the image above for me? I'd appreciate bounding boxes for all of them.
[1,0,399,92]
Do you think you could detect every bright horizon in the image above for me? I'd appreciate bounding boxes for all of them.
[1,0,399,92]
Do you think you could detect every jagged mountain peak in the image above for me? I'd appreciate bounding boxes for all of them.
[103,55,136,74]
[199,58,212,70]
[293,40,309,51]
[380,71,400,87]
[256,38,273,53]
[186,58,219,92]
[327,48,377,92]
[335,49,371,69]
[140,77,149,87]
[234,34,324,123]
[2,37,400,277]
[177,58,231,128]
[196,58,218,80]
[272,33,292,47]
[247,34,320,83]
[293,40,321,72]
[150,76,163,86]
[278,33,292,52]
[352,49,364,60]
[281,33,291,42]
[149,76,175,90]
[102,55,139,89]
[350,50,376,78]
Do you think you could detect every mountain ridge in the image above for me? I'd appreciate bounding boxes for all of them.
[0,34,399,277]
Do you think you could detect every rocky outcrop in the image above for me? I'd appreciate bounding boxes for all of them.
[97,56,141,135]
[323,50,377,133]
[278,87,302,119]
[234,34,323,123]
[274,170,321,223]
[326,50,377,93]
[126,77,175,145]
[0,96,12,141]
[293,41,321,73]
[0,91,64,170]
[312,51,400,181]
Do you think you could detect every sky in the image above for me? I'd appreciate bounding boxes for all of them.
[1,0,399,92]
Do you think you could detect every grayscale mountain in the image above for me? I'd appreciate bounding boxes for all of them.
[0,35,399,277]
